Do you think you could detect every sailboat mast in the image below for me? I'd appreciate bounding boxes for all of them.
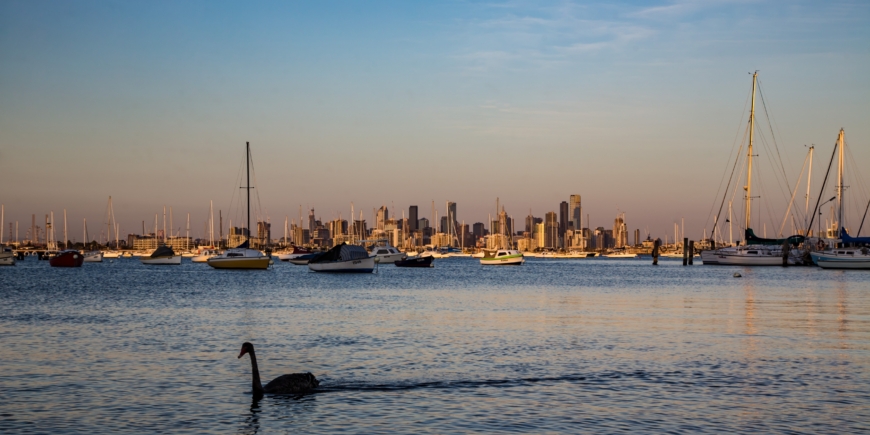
[246,141,251,242]
[805,146,814,228]
[837,129,844,232]
[745,72,757,232]
[63,209,67,249]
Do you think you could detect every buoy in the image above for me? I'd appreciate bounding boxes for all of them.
[733,272,742,278]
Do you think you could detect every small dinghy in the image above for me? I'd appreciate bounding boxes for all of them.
[288,253,319,265]
[308,243,374,273]
[395,255,434,268]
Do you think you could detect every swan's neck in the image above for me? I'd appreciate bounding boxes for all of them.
[248,349,264,394]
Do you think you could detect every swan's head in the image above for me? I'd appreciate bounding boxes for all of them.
[238,342,254,359]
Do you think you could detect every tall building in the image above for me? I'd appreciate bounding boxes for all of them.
[472,222,485,239]
[256,221,271,247]
[408,206,418,232]
[613,213,627,248]
[569,195,582,235]
[447,201,457,236]
[634,229,640,247]
[308,209,315,232]
[376,206,389,230]
[544,211,559,249]
[559,201,569,244]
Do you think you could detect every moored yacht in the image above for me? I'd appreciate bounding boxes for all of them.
[308,243,375,273]
[369,244,406,264]
[140,245,182,265]
[83,250,103,262]
[275,245,313,262]
[480,249,524,265]
[0,247,15,266]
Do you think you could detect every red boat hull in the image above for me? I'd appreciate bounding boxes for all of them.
[49,251,84,267]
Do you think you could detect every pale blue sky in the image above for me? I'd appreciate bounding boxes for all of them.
[1,0,868,240]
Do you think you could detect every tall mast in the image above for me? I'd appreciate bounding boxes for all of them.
[745,71,757,232]
[63,209,67,249]
[246,142,251,241]
[805,146,814,228]
[837,129,845,232]
[209,200,214,246]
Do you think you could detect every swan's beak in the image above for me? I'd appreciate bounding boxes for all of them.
[238,349,247,359]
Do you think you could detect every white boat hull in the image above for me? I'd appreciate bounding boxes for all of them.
[83,251,103,262]
[308,256,375,273]
[811,251,870,269]
[191,255,214,263]
[140,256,182,265]
[372,252,406,264]
[102,251,121,259]
[0,252,15,266]
[702,247,784,266]
[604,253,637,258]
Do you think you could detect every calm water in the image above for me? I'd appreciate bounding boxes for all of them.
[1,256,869,434]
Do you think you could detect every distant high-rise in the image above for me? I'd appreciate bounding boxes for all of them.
[559,201,569,242]
[308,209,315,232]
[376,206,389,230]
[569,195,581,234]
[544,211,558,249]
[408,206,418,232]
[613,213,627,248]
[447,201,457,236]
[472,222,485,239]
[418,218,429,230]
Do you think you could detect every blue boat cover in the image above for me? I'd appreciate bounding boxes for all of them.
[840,228,870,244]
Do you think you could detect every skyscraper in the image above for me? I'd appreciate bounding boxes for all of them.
[408,205,418,232]
[447,201,457,236]
[544,211,558,249]
[569,195,581,234]
[559,201,569,244]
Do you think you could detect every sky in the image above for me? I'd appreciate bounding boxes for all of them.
[1,0,868,242]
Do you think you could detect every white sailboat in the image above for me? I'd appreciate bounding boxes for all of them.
[701,72,804,266]
[207,142,271,270]
[809,129,870,269]
[480,198,524,266]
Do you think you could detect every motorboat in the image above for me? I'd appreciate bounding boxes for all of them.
[83,250,103,262]
[102,251,122,259]
[288,253,319,265]
[140,245,182,265]
[369,244,406,264]
[538,251,559,259]
[480,249,524,266]
[811,247,870,269]
[471,251,485,258]
[395,255,434,268]
[604,250,638,258]
[192,249,219,263]
[275,245,313,261]
[49,250,84,267]
[308,243,375,273]
[0,247,15,266]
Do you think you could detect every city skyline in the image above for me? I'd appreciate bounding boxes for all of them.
[2,1,868,240]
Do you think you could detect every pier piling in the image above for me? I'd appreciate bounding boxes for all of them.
[682,238,689,266]
[652,239,660,265]
[782,241,789,267]
[688,241,694,265]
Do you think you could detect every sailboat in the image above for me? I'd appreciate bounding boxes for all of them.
[809,130,870,269]
[701,72,805,266]
[207,142,272,270]
[480,199,524,265]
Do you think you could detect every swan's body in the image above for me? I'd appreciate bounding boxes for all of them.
[238,342,319,395]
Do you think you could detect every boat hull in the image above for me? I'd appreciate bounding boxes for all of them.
[191,255,214,263]
[140,256,182,265]
[811,252,870,269]
[372,252,407,264]
[395,256,434,268]
[480,256,524,266]
[308,257,375,273]
[50,251,84,267]
[0,252,16,266]
[83,251,103,262]
[207,257,270,269]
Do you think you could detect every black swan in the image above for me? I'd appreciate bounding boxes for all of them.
[238,342,320,395]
